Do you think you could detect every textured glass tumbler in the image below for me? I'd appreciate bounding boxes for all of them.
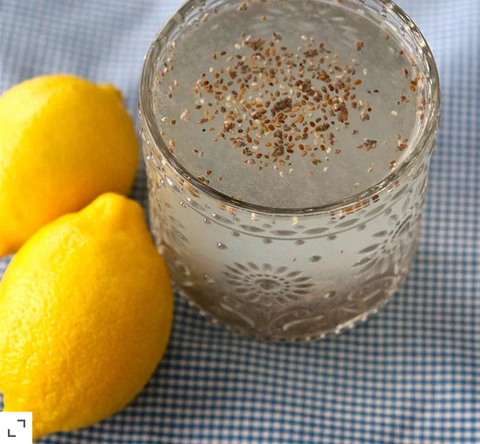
[139,0,440,340]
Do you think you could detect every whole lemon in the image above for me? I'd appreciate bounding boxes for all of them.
[0,193,173,440]
[0,75,139,256]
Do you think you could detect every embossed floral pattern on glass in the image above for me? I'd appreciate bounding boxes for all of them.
[140,138,435,340]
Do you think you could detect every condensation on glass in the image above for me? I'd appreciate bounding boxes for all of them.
[139,0,440,340]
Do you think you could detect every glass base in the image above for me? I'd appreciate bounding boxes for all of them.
[176,284,396,341]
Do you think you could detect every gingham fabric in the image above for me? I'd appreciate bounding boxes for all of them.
[0,1,478,443]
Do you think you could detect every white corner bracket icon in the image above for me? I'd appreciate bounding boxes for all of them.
[0,412,33,444]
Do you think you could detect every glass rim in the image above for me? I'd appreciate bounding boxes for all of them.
[139,0,440,217]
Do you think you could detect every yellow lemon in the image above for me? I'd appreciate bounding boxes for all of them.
[0,193,173,440]
[0,75,139,256]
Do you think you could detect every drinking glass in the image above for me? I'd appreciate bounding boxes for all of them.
[139,0,440,340]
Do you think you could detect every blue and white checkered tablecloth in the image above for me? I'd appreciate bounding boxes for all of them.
[1,0,479,443]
